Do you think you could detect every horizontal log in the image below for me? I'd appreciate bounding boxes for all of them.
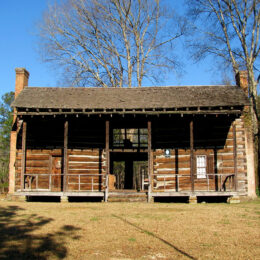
[217,148,234,153]
[69,164,105,170]
[67,184,103,191]
[69,157,101,162]
[20,168,50,174]
[25,149,62,155]
[155,177,177,181]
[218,168,236,174]
[22,161,49,167]
[221,161,235,167]
[155,162,190,169]
[156,185,177,190]
[68,177,102,182]
[17,155,50,160]
[154,149,191,156]
[217,154,245,160]
[153,157,190,163]
[155,169,191,175]
[68,150,102,156]
[225,139,245,146]
[68,169,104,174]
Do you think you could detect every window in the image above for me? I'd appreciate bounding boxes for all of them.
[196,155,207,179]
[113,128,148,148]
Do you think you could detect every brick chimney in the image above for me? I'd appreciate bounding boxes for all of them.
[9,68,29,194]
[235,71,248,95]
[15,68,29,98]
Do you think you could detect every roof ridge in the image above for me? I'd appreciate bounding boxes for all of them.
[26,85,237,89]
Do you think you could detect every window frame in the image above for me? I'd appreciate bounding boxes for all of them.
[196,155,207,179]
[112,127,148,148]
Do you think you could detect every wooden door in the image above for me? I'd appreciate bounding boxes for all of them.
[51,156,62,191]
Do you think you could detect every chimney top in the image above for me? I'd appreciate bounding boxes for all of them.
[15,67,30,77]
[15,68,30,98]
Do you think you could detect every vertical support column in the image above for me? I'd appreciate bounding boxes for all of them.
[148,120,153,202]
[9,130,17,193]
[105,120,110,202]
[233,122,238,191]
[63,120,68,192]
[21,121,27,191]
[190,119,195,192]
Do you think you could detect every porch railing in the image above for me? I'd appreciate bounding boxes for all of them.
[23,173,235,193]
[67,174,105,192]
[23,173,106,192]
[152,173,235,192]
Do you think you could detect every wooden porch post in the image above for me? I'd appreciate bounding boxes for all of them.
[21,121,27,191]
[190,119,195,192]
[63,120,68,192]
[233,122,238,191]
[148,120,153,202]
[105,120,110,202]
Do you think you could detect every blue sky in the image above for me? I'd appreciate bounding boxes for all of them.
[0,0,229,98]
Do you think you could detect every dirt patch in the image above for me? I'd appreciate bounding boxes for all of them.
[0,199,259,259]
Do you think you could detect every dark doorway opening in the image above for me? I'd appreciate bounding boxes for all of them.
[110,152,148,191]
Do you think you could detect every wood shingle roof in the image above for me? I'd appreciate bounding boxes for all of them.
[12,85,249,110]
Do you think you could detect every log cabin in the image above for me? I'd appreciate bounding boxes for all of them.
[9,68,256,203]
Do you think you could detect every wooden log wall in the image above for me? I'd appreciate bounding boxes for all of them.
[67,149,106,191]
[15,149,62,191]
[152,115,247,194]
[15,117,106,192]
[15,148,107,192]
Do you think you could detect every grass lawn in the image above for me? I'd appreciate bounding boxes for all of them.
[0,198,259,260]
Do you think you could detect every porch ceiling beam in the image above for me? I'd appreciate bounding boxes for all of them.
[16,110,243,116]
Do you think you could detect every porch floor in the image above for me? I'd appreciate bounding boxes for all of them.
[15,191,104,197]
[14,190,244,199]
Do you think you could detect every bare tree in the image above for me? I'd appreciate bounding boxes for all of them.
[186,0,260,132]
[38,0,185,88]
[186,0,260,188]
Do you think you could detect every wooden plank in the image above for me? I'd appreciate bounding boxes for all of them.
[63,121,68,192]
[233,122,238,191]
[21,121,27,191]
[190,119,194,192]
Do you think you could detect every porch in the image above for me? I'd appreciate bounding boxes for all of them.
[15,171,241,202]
[13,99,246,202]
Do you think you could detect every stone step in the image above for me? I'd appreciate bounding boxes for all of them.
[108,196,147,202]
[109,193,147,198]
[108,192,148,202]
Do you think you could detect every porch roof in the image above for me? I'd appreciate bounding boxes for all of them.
[12,85,249,114]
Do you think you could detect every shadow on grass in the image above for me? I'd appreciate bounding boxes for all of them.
[112,214,197,260]
[0,205,80,259]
